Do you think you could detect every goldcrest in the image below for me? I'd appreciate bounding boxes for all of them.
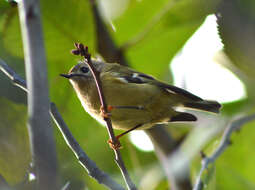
[61,59,221,138]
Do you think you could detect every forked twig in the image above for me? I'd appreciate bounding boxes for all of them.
[193,114,255,190]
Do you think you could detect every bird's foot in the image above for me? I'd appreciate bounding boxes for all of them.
[100,105,114,119]
[107,138,122,150]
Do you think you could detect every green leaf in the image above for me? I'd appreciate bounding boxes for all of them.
[217,0,255,78]
[110,0,221,76]
[0,97,29,184]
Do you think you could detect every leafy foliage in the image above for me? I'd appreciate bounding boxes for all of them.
[0,0,255,189]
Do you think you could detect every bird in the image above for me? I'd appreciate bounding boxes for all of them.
[60,59,221,147]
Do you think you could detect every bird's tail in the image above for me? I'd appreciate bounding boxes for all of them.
[183,100,221,113]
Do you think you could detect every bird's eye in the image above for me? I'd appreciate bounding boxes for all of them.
[80,67,89,73]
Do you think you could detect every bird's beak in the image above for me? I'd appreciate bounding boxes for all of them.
[60,74,71,79]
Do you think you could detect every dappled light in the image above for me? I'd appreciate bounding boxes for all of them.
[171,15,246,103]
[1,1,255,190]
[130,130,154,152]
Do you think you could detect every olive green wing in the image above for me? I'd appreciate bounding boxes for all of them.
[102,65,221,114]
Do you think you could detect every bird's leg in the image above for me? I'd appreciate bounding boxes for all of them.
[100,106,112,118]
[100,105,145,149]
[100,105,144,118]
[116,124,143,139]
[108,124,143,149]
[110,105,145,110]
[107,139,122,150]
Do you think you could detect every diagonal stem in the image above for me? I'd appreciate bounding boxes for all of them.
[193,114,255,190]
[72,44,137,190]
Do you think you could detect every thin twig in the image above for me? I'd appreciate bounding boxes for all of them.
[50,103,125,190]
[0,59,125,190]
[18,1,58,189]
[0,59,27,91]
[193,114,255,190]
[0,59,27,90]
[61,181,71,190]
[72,43,137,190]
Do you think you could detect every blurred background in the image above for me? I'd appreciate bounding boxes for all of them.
[0,0,255,189]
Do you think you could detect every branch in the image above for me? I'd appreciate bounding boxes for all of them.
[0,59,125,190]
[17,0,58,189]
[0,59,27,92]
[87,2,192,189]
[50,103,125,190]
[193,114,255,190]
[72,43,137,190]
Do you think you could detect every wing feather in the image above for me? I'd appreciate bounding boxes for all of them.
[104,65,202,101]
[156,83,203,101]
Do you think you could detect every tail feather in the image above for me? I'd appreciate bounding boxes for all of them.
[184,100,221,113]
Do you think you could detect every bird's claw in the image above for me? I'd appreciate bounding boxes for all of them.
[100,106,113,118]
[107,138,122,150]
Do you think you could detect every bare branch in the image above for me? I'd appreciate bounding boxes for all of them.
[50,103,125,190]
[193,114,255,190]
[0,59,126,190]
[61,182,70,190]
[0,58,27,92]
[0,59,26,90]
[17,0,58,189]
[72,44,137,190]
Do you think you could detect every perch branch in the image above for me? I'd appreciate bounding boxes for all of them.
[71,43,137,190]
[0,59,125,190]
[88,1,192,189]
[193,114,255,190]
[18,0,58,189]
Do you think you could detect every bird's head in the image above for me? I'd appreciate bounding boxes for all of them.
[60,60,107,96]
[60,59,106,83]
